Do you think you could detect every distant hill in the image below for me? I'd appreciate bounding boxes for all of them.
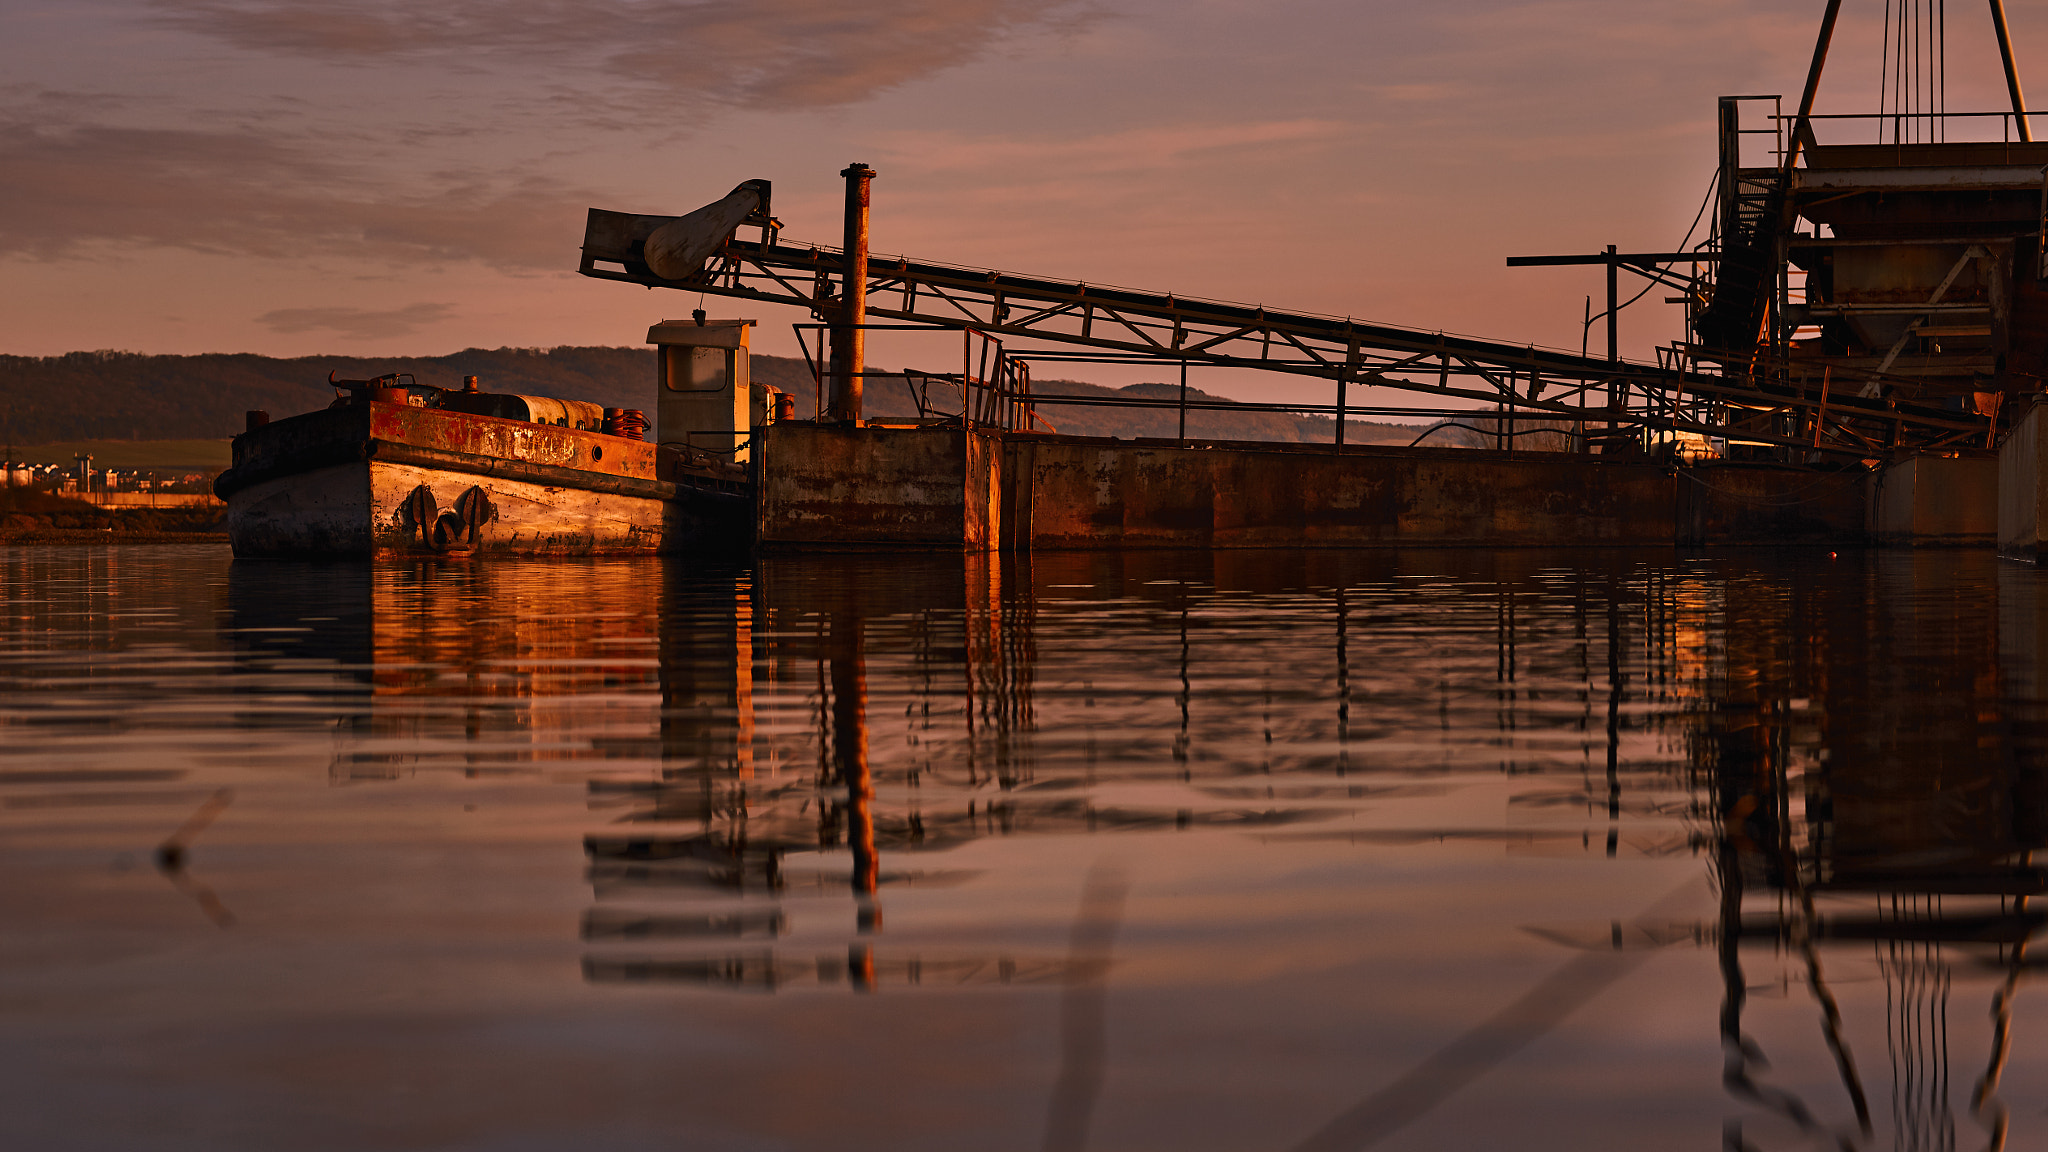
[883,376,1436,445]
[0,347,1441,448]
[0,348,675,445]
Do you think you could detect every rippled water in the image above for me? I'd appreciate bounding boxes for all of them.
[2,544,2043,1151]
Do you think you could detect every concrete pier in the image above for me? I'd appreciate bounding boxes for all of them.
[755,424,1896,551]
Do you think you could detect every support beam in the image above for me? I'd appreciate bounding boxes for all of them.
[1606,245,1620,425]
[1605,245,1619,366]
[1991,0,2033,142]
[1784,0,1844,173]
[1178,360,1188,444]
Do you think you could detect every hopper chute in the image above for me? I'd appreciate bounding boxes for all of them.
[578,179,775,283]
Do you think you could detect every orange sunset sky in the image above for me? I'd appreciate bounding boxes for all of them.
[5,1,2045,400]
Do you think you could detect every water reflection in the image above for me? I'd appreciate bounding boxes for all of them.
[1,545,2044,1149]
[1698,555,2048,1152]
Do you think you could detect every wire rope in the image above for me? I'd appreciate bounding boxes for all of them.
[1881,0,1893,142]
[1881,1,1951,144]
[1586,169,1718,338]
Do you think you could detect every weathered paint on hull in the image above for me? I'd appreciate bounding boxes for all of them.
[219,399,749,558]
[228,462,374,556]
[229,460,688,557]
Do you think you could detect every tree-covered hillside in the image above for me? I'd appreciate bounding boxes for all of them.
[0,347,1436,446]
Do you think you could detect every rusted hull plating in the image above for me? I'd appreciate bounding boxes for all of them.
[217,401,747,558]
[227,461,687,557]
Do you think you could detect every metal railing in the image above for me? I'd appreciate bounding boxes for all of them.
[792,322,1054,433]
[795,331,1688,456]
[1776,108,2048,147]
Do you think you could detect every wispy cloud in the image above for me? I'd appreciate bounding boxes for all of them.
[879,120,1350,177]
[149,0,1089,110]
[0,100,596,269]
[257,302,454,338]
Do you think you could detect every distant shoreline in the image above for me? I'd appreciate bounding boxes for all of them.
[7,439,231,470]
[0,530,229,545]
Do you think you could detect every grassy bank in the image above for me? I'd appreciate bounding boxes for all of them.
[0,487,225,541]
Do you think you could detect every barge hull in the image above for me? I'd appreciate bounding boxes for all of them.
[227,460,688,557]
[219,402,748,558]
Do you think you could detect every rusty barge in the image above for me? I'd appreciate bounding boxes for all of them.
[215,320,769,557]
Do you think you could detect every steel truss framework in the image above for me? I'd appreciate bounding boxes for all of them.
[580,220,1991,457]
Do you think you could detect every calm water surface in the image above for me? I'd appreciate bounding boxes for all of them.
[1,544,2043,1151]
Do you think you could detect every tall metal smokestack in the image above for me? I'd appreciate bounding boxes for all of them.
[828,163,875,425]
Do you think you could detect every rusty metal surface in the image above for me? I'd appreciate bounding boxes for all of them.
[756,423,1700,552]
[1011,435,1678,550]
[1775,151,2039,404]
[219,401,747,557]
[367,402,658,481]
[756,423,985,549]
[438,391,609,431]
[759,424,1879,551]
[218,400,683,496]
[1694,8,2048,453]
[1699,98,2048,459]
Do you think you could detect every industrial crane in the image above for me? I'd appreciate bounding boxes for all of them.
[576,4,2043,462]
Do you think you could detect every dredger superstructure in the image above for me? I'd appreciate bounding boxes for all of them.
[220,1,2048,556]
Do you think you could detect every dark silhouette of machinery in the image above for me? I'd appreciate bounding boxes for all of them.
[577,4,2048,464]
